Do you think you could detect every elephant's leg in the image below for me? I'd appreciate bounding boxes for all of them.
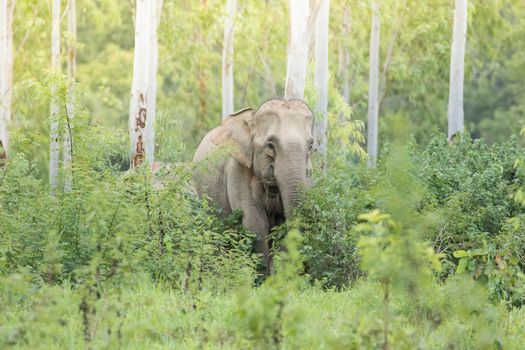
[225,162,271,275]
[241,204,271,275]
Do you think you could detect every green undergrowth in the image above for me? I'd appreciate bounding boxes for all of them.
[1,132,525,348]
[293,134,525,307]
[1,273,525,349]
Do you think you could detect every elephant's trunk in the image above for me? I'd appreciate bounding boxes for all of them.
[276,148,307,219]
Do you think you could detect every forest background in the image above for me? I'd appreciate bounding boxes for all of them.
[9,0,525,176]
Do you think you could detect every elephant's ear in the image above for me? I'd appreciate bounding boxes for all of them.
[210,108,255,168]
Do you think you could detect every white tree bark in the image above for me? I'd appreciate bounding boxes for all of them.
[284,0,310,100]
[0,0,14,162]
[129,0,149,168]
[50,0,60,189]
[222,0,237,120]
[367,0,380,165]
[63,0,76,191]
[156,0,163,24]
[129,0,160,168]
[447,0,467,139]
[0,0,8,161]
[338,5,350,104]
[314,0,329,167]
[145,0,162,166]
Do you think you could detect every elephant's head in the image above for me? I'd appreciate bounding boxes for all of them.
[212,99,314,218]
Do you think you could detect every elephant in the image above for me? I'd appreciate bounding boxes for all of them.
[192,98,314,274]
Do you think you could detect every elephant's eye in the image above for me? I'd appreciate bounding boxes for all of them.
[307,140,314,153]
[265,142,276,157]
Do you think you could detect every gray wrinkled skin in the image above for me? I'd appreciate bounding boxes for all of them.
[193,99,314,274]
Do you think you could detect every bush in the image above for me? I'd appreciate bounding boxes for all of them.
[0,153,257,292]
[293,134,525,305]
[287,163,375,287]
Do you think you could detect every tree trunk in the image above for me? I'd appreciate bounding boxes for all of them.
[63,0,76,191]
[447,0,467,140]
[0,0,14,163]
[145,0,162,166]
[222,0,236,120]
[0,0,5,162]
[129,0,159,169]
[284,0,310,100]
[367,0,380,166]
[378,24,399,115]
[313,0,329,169]
[6,0,13,152]
[338,5,350,105]
[50,0,60,190]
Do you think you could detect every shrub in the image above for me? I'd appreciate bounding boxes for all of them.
[293,134,525,305]
[286,163,374,287]
[0,154,257,292]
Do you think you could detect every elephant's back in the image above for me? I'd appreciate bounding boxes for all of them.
[192,127,232,214]
[193,127,220,163]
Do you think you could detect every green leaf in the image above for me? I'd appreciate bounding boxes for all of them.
[358,209,390,223]
[469,248,488,257]
[453,250,469,258]
[456,258,469,274]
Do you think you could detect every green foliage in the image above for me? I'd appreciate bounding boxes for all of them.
[291,163,373,286]
[1,268,516,349]
[292,133,525,308]
[417,135,525,300]
[236,224,306,349]
[356,209,442,292]
[0,153,256,293]
[2,128,525,347]
[326,86,367,163]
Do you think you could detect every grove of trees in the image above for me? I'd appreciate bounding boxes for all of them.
[1,0,522,174]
